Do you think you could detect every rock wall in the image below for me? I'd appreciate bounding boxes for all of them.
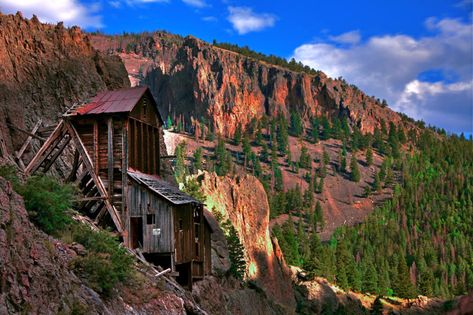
[91,33,408,138]
[197,171,296,313]
[0,12,129,154]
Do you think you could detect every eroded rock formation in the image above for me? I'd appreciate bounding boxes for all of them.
[91,33,409,138]
[197,171,296,312]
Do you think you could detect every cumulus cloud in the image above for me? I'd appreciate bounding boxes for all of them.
[227,6,276,35]
[292,17,473,133]
[182,0,207,8]
[329,30,361,45]
[0,0,103,28]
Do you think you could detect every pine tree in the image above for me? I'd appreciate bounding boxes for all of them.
[303,232,322,277]
[338,151,347,173]
[166,115,173,130]
[290,110,303,137]
[299,145,311,169]
[222,220,246,280]
[395,257,417,299]
[242,134,252,167]
[234,123,242,145]
[192,147,203,172]
[260,142,269,162]
[373,171,381,191]
[311,118,320,144]
[366,147,373,166]
[317,177,324,194]
[363,262,379,294]
[350,155,361,182]
[174,141,188,183]
[314,201,324,230]
[418,268,434,296]
[335,240,351,291]
[273,165,283,192]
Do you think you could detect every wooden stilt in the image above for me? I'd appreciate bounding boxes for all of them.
[65,122,123,233]
[15,119,42,169]
[24,120,65,175]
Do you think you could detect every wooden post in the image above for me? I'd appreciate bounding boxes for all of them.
[93,120,99,174]
[65,122,123,233]
[15,119,42,169]
[66,149,80,182]
[24,120,65,175]
[122,119,129,247]
[107,117,114,198]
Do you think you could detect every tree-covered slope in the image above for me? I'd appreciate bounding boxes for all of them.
[277,129,473,298]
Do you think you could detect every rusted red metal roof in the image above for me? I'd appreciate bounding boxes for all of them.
[74,86,148,115]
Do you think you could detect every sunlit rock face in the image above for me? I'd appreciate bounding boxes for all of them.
[91,33,410,138]
[197,171,296,312]
[0,13,129,153]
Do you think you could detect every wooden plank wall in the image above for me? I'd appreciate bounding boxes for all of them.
[128,181,173,253]
[128,117,160,175]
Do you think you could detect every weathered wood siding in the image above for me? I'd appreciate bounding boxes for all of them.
[204,221,212,275]
[128,180,173,253]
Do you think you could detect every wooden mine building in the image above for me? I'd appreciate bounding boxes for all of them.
[23,86,212,288]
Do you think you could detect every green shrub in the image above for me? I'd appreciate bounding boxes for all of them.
[20,175,74,236]
[0,165,21,189]
[70,225,133,297]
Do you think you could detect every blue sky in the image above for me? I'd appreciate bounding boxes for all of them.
[1,0,472,134]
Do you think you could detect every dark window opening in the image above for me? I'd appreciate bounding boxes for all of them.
[147,214,155,225]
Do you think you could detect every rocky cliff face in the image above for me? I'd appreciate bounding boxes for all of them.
[91,33,408,137]
[0,13,129,154]
[196,171,296,312]
[0,176,109,314]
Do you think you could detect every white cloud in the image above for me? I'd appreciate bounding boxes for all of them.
[227,6,276,35]
[329,30,361,45]
[182,0,207,8]
[291,17,473,133]
[0,0,103,28]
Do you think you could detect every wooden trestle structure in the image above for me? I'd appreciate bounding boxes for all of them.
[18,86,212,289]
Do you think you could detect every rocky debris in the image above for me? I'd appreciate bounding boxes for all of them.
[91,33,413,138]
[192,276,287,315]
[197,171,296,313]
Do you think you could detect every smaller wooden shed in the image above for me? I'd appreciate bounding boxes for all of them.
[128,170,213,288]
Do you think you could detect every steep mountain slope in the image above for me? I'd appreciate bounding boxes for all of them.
[0,12,128,154]
[90,32,412,137]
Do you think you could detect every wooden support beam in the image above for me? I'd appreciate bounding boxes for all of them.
[7,123,46,141]
[24,120,65,175]
[93,120,99,174]
[122,119,129,247]
[107,117,114,198]
[65,122,123,233]
[66,150,80,182]
[16,119,42,163]
[42,135,71,173]
[74,196,107,202]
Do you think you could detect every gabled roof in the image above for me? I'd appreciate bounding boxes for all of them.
[71,87,163,123]
[128,170,201,205]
